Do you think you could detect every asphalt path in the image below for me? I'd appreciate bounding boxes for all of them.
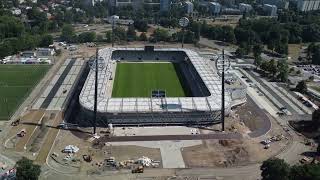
[245,70,300,115]
[101,132,242,142]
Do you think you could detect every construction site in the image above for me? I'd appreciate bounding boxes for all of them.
[0,42,314,180]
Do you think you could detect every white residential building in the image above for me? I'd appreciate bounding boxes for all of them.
[297,0,320,11]
[263,4,277,16]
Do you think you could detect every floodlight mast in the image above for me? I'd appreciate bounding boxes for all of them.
[93,48,98,135]
[179,17,189,48]
[221,49,225,132]
[182,28,185,48]
[215,49,230,132]
[111,15,119,47]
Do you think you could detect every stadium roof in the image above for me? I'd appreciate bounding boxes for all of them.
[79,47,232,113]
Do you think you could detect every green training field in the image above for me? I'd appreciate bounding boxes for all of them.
[0,65,50,120]
[112,63,188,97]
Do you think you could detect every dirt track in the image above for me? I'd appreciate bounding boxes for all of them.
[12,110,45,152]
[35,111,63,164]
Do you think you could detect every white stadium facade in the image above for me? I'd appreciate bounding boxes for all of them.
[78,47,246,126]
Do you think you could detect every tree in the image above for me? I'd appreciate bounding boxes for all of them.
[113,26,127,41]
[312,108,320,130]
[173,30,196,44]
[261,158,290,180]
[39,34,53,47]
[284,23,302,44]
[77,32,96,43]
[253,44,263,58]
[0,16,25,40]
[16,157,41,180]
[307,43,316,62]
[105,31,112,43]
[139,32,148,41]
[236,47,246,57]
[290,164,320,180]
[254,55,262,68]
[277,60,289,82]
[127,24,136,41]
[60,24,76,43]
[221,25,236,43]
[302,24,320,42]
[267,59,278,77]
[295,80,307,93]
[133,19,148,32]
[151,28,170,42]
[311,45,320,65]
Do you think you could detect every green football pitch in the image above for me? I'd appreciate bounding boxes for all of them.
[0,65,50,120]
[112,63,190,97]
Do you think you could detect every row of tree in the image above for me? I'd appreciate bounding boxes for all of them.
[307,43,320,65]
[60,23,198,45]
[0,15,53,59]
[258,59,289,82]
[261,158,320,180]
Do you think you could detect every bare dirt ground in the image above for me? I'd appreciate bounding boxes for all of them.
[182,100,289,168]
[4,110,45,152]
[288,44,302,62]
[48,129,161,174]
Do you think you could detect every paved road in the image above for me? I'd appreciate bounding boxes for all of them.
[101,132,242,142]
[244,70,304,115]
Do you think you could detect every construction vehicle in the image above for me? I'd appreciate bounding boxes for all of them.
[132,166,144,173]
[83,155,92,162]
[11,119,20,126]
[17,129,26,137]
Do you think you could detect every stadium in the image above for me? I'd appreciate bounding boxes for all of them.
[78,47,237,126]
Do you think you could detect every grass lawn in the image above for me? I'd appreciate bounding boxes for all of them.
[0,65,50,120]
[112,63,188,97]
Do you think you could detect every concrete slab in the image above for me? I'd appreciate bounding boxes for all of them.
[113,126,200,136]
[109,140,202,168]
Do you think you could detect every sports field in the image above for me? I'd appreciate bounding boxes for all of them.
[0,65,50,120]
[112,63,188,97]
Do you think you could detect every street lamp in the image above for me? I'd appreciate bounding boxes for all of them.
[215,49,231,132]
[179,17,189,48]
[110,15,119,47]
[89,48,106,135]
